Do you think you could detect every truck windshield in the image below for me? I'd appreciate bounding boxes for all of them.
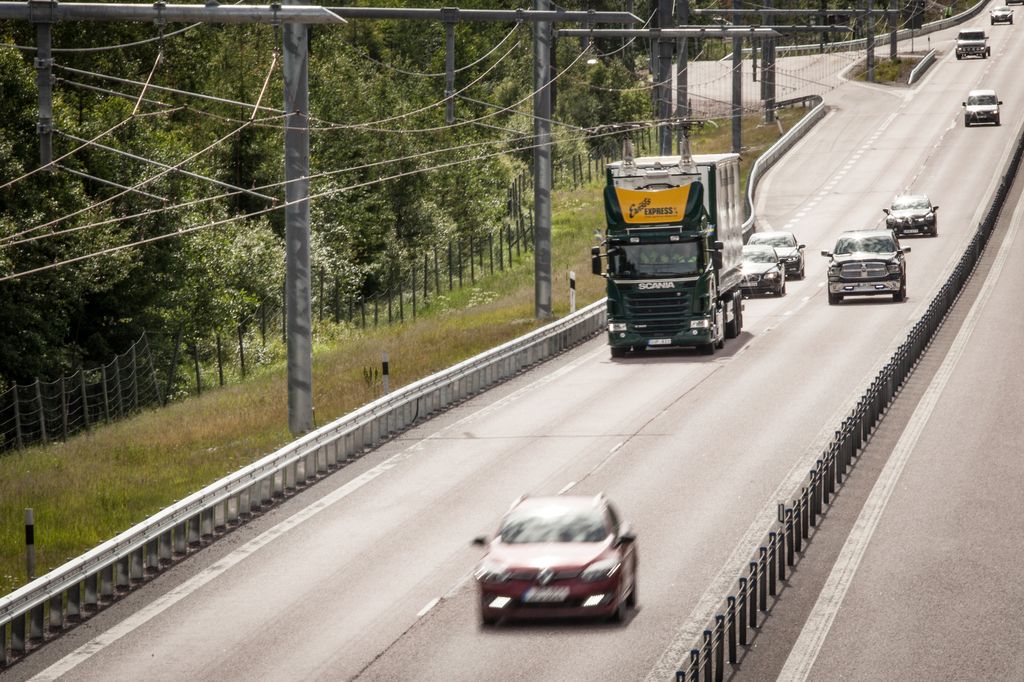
[611,241,702,277]
[968,95,998,105]
[960,31,985,40]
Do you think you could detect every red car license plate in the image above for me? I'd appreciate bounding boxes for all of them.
[523,586,570,603]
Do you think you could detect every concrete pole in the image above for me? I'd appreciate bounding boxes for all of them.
[731,0,742,153]
[533,0,552,320]
[657,0,673,155]
[34,13,53,167]
[889,0,897,60]
[444,21,455,125]
[763,0,775,124]
[283,5,314,435]
[866,0,875,83]
[676,0,689,153]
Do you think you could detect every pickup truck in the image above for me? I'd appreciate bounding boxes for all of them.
[822,230,911,305]
[955,30,991,59]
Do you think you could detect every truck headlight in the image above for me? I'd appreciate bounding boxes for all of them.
[609,322,627,332]
[886,262,902,274]
[690,319,710,329]
[764,272,779,280]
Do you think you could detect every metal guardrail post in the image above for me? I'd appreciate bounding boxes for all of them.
[786,508,795,563]
[714,615,725,682]
[758,549,768,611]
[748,562,758,628]
[689,649,700,682]
[738,578,748,645]
[727,596,737,663]
[702,629,712,682]
[767,537,778,595]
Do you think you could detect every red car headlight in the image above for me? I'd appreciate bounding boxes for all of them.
[580,559,621,582]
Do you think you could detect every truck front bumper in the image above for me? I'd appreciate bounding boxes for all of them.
[607,325,714,350]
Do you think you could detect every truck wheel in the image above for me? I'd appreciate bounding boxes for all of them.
[965,117,971,127]
[610,346,627,358]
[699,342,715,355]
[931,221,939,237]
[828,292,843,305]
[725,304,739,339]
[956,53,962,60]
[715,307,725,349]
[778,280,787,297]
[995,115,1001,126]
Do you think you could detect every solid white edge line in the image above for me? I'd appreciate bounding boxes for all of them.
[417,598,440,618]
[778,166,1024,682]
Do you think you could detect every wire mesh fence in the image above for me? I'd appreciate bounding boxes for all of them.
[0,334,162,454]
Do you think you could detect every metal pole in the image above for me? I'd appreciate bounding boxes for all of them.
[731,0,741,154]
[444,18,455,125]
[657,0,673,154]
[533,0,552,320]
[284,4,314,435]
[34,2,54,167]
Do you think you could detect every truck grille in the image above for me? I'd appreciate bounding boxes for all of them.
[623,289,691,335]
[840,262,887,279]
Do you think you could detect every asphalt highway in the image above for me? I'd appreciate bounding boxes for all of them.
[5,13,1022,682]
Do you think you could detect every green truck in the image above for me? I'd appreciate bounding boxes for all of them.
[591,143,745,357]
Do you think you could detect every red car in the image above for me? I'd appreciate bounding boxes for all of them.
[472,494,638,625]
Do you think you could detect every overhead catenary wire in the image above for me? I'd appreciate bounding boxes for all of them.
[0,120,665,282]
[348,21,522,78]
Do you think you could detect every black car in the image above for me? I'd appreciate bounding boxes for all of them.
[741,245,786,297]
[746,231,806,279]
[883,194,938,237]
[822,230,910,305]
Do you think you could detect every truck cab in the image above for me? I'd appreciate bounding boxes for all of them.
[592,143,744,357]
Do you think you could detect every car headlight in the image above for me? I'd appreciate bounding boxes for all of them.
[608,322,627,332]
[886,261,902,274]
[581,559,621,582]
[474,561,510,583]
[690,319,710,329]
[763,271,779,280]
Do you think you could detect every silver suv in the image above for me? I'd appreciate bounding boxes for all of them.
[822,230,910,305]
[963,89,1002,127]
[955,29,990,59]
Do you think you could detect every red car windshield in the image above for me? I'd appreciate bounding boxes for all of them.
[499,508,609,544]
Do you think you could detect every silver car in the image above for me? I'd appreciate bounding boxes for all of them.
[991,6,1014,24]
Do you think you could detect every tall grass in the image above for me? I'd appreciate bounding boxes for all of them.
[0,109,802,597]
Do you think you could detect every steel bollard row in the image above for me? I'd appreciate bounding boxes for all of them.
[675,105,1024,682]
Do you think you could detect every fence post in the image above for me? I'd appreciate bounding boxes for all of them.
[434,247,440,295]
[113,354,124,419]
[470,234,476,283]
[748,562,758,628]
[423,254,429,303]
[34,379,47,444]
[216,334,224,387]
[318,267,324,323]
[727,596,737,663]
[334,276,340,324]
[489,232,494,274]
[399,278,405,322]
[130,343,139,411]
[259,301,266,345]
[412,268,417,319]
[715,615,725,681]
[238,325,246,377]
[498,226,505,270]
[25,507,35,581]
[458,239,464,288]
[12,384,24,449]
[447,242,453,291]
[101,365,111,422]
[738,578,747,645]
[193,343,202,396]
[79,369,90,431]
[59,375,68,441]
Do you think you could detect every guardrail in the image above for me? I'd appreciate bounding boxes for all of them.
[761,0,991,58]
[743,95,827,239]
[0,299,607,665]
[674,69,1024,682]
[908,49,938,85]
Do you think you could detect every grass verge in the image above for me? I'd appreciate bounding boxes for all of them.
[0,108,805,597]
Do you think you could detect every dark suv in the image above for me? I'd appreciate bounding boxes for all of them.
[822,230,910,305]
[883,194,938,237]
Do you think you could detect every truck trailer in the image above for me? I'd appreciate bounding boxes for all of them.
[591,142,745,357]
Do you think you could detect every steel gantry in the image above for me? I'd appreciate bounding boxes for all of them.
[0,1,639,434]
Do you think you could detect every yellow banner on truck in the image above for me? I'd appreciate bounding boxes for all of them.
[613,185,691,224]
